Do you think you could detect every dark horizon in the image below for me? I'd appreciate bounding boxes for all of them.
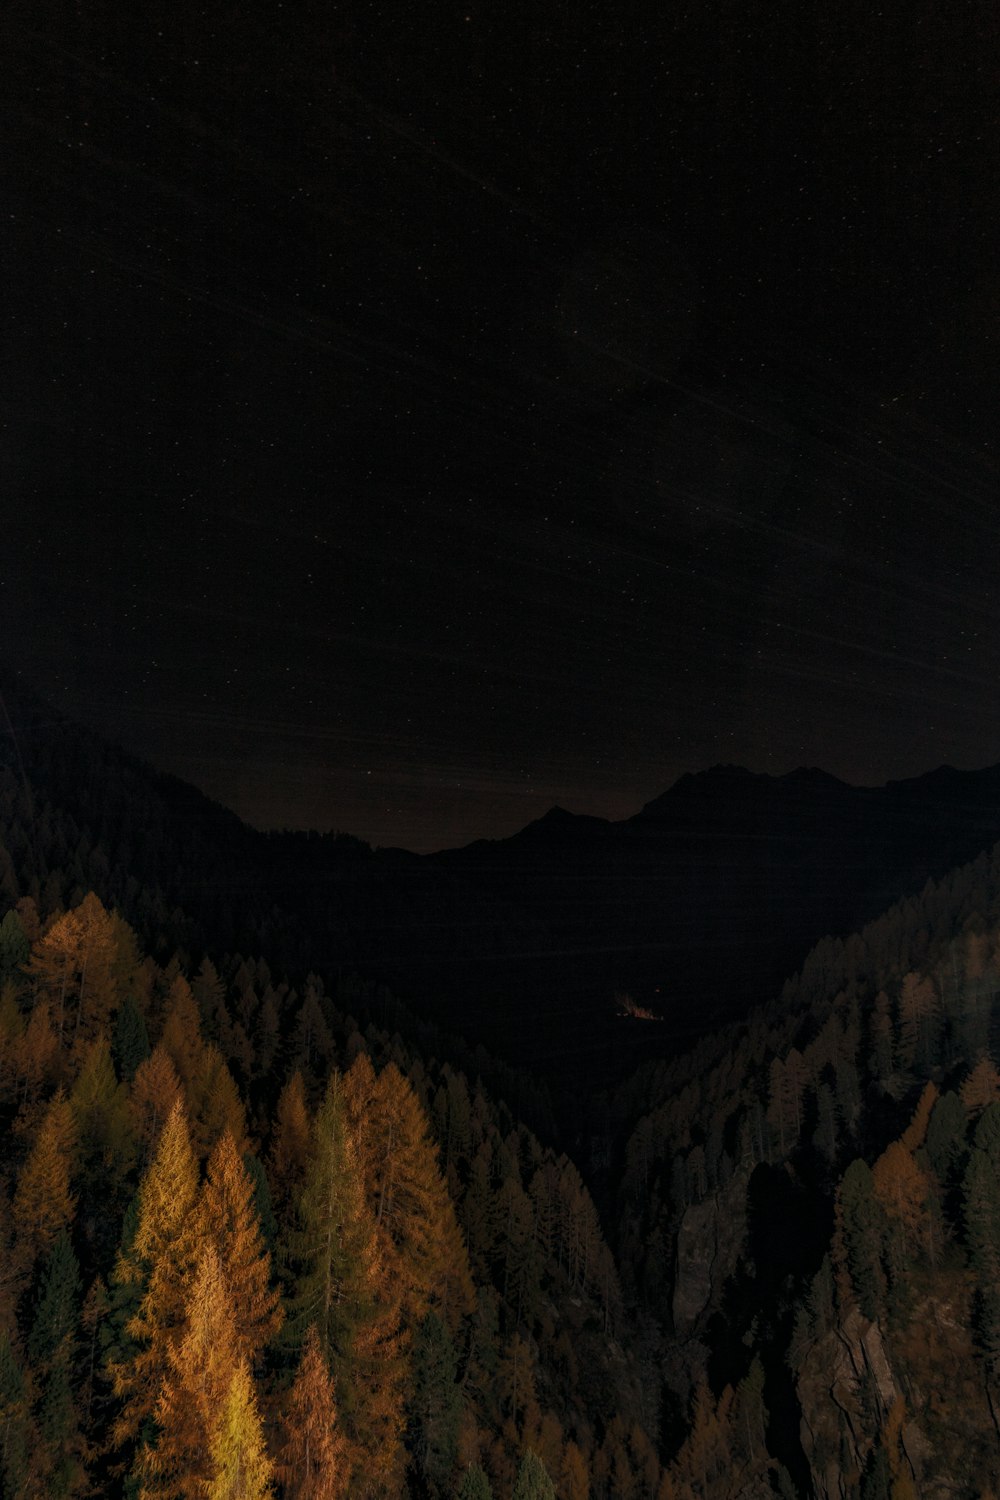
[9,669,1000,856]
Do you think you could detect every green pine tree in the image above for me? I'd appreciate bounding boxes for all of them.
[0,1334,30,1500]
[962,1148,1000,1367]
[409,1312,462,1497]
[839,1159,887,1320]
[112,996,150,1084]
[512,1449,556,1500]
[28,1231,87,1497]
[0,910,29,986]
[456,1462,493,1500]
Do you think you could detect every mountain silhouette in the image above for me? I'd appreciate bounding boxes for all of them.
[5,676,1000,1090]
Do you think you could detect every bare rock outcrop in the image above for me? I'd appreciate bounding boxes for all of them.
[671,1169,749,1338]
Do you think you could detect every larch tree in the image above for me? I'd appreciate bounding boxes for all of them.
[12,1089,77,1274]
[897,972,939,1071]
[10,999,59,1109]
[267,1071,311,1222]
[146,1241,240,1499]
[158,976,207,1101]
[26,893,121,1054]
[192,1049,247,1161]
[198,1130,282,1367]
[871,1142,932,1263]
[274,1324,349,1500]
[288,1072,408,1497]
[128,1045,183,1167]
[207,1360,273,1500]
[110,1096,202,1449]
[343,1056,475,1334]
[558,1441,589,1500]
[961,1056,1000,1119]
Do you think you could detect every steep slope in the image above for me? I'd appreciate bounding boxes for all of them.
[612,839,1000,1495]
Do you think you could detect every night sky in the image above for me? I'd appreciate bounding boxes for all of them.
[5,1,1000,851]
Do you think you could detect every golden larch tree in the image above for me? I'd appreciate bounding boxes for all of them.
[27,892,121,1052]
[208,1360,274,1500]
[289,1071,408,1497]
[872,1141,932,1262]
[268,1071,311,1219]
[961,1056,1000,1119]
[12,1088,77,1272]
[146,1241,240,1499]
[159,979,247,1158]
[199,1129,282,1367]
[129,1045,183,1166]
[343,1056,475,1334]
[111,1096,202,1446]
[274,1324,349,1500]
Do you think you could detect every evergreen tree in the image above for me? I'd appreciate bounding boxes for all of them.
[962,1148,1000,1367]
[925,1090,967,1184]
[70,1036,136,1263]
[456,1463,493,1500]
[28,1229,81,1372]
[838,1159,887,1320]
[29,1232,87,1497]
[511,1449,556,1500]
[287,1072,408,1496]
[243,1152,278,1259]
[0,1334,30,1500]
[113,995,150,1083]
[0,909,29,985]
[409,1312,462,1497]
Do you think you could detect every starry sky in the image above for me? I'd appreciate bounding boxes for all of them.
[5,0,1000,851]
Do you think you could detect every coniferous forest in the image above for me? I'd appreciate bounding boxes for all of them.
[5,694,1000,1496]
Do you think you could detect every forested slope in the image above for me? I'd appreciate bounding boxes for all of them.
[613,842,1000,1496]
[0,883,658,1496]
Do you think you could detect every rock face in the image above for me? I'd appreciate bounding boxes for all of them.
[797,1302,959,1500]
[798,1308,901,1499]
[671,1170,749,1337]
[796,1303,975,1500]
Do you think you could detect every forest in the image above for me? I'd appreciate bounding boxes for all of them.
[4,694,1000,1496]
